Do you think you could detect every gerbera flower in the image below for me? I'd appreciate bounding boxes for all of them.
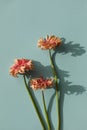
[37,35,61,50]
[30,77,53,90]
[9,58,33,77]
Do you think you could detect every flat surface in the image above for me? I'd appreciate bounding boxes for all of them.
[0,0,87,130]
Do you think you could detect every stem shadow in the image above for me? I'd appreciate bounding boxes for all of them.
[51,37,86,130]
[47,91,56,130]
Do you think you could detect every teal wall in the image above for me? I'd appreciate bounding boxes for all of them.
[0,0,87,130]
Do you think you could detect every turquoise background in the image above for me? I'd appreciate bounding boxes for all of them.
[0,0,87,130]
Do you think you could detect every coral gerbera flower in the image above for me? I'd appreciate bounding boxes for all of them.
[9,58,33,77]
[30,77,53,90]
[37,35,61,50]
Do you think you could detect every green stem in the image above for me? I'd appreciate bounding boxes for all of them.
[23,75,46,130]
[49,49,60,130]
[42,90,51,130]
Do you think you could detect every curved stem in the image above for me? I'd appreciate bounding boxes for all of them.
[23,75,46,130]
[42,90,51,130]
[49,49,60,130]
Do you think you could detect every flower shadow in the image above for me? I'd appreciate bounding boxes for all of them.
[29,60,53,78]
[54,37,86,56]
